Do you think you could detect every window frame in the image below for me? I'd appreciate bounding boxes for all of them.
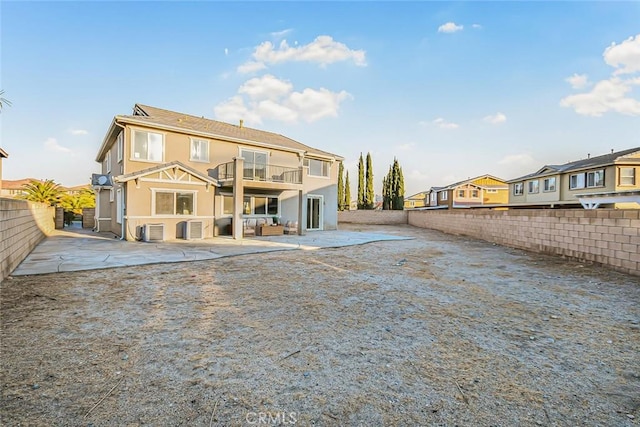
[528,180,539,194]
[586,169,604,188]
[569,173,586,190]
[240,148,269,180]
[619,167,636,186]
[190,137,210,163]
[131,129,165,163]
[239,195,280,216]
[304,158,330,178]
[513,183,524,196]
[105,151,111,174]
[117,131,124,163]
[457,189,465,198]
[151,189,197,216]
[440,191,448,201]
[471,189,479,198]
[543,177,556,192]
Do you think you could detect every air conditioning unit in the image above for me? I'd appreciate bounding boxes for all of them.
[143,223,165,242]
[183,220,204,240]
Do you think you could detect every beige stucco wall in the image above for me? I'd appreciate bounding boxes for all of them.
[559,165,616,201]
[0,198,55,282]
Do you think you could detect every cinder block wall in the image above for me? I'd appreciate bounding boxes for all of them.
[408,209,640,276]
[0,198,55,282]
[338,210,408,225]
[82,207,95,229]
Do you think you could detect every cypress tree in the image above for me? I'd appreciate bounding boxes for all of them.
[383,158,406,210]
[357,153,365,209]
[365,152,374,209]
[337,162,345,211]
[344,171,351,211]
[395,164,405,210]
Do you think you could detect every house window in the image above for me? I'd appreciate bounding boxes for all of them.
[514,183,524,195]
[223,195,233,215]
[241,149,268,180]
[458,189,465,197]
[132,130,163,162]
[430,193,436,202]
[486,189,498,193]
[586,170,604,188]
[528,180,539,194]
[569,173,585,190]
[117,132,124,162]
[471,189,479,198]
[543,177,556,192]
[304,158,330,177]
[440,192,448,201]
[154,191,195,215]
[241,195,279,215]
[105,151,111,174]
[109,188,114,202]
[620,167,636,186]
[116,188,122,224]
[190,138,209,162]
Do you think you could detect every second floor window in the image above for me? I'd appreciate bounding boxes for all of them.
[620,167,636,186]
[241,149,268,180]
[304,158,330,177]
[133,130,163,162]
[514,183,524,195]
[471,189,479,198]
[543,177,556,192]
[586,170,604,188]
[458,189,465,197]
[190,138,209,162]
[569,173,586,190]
[440,191,448,201]
[528,180,539,194]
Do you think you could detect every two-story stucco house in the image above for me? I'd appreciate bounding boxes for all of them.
[426,175,508,209]
[403,191,428,209]
[507,147,640,208]
[93,104,343,241]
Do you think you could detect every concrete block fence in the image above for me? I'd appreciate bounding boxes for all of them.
[0,198,55,282]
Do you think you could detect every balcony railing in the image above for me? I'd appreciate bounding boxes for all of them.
[212,162,303,185]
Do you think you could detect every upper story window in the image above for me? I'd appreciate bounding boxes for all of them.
[105,151,111,174]
[241,149,268,180]
[471,189,479,198]
[440,191,448,201]
[543,177,556,192]
[190,138,209,162]
[457,189,465,197]
[430,193,436,202]
[486,189,498,194]
[528,180,539,194]
[586,170,604,188]
[304,158,330,177]
[132,130,163,162]
[514,183,524,195]
[117,131,124,162]
[569,173,586,190]
[620,167,636,186]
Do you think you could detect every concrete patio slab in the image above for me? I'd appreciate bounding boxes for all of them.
[10,225,412,276]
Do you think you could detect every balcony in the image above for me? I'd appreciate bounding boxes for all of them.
[211,162,303,185]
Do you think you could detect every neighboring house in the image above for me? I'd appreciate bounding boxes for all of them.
[0,178,38,199]
[404,191,427,209]
[0,148,7,192]
[63,184,92,196]
[507,147,640,208]
[426,187,444,208]
[430,175,509,209]
[93,104,343,241]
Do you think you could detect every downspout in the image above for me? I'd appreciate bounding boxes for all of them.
[113,120,127,241]
[94,188,100,232]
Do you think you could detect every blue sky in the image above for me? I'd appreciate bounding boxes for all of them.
[1,1,639,196]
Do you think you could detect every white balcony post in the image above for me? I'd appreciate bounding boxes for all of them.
[232,157,244,240]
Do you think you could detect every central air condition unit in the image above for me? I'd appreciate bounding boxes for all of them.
[183,220,204,240]
[143,223,165,242]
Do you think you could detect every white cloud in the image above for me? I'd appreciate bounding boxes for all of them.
[70,129,88,135]
[270,28,293,39]
[562,34,640,117]
[238,74,294,100]
[438,22,464,33]
[604,34,640,75]
[565,73,590,89]
[483,112,507,124]
[237,35,366,73]
[472,24,483,30]
[224,48,229,56]
[214,75,352,124]
[498,153,535,166]
[44,137,72,153]
[432,118,459,129]
[560,76,640,116]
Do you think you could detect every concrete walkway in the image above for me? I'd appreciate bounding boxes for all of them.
[11,225,412,276]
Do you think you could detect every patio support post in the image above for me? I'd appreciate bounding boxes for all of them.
[232,157,244,240]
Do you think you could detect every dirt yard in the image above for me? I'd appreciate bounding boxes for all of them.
[1,224,639,426]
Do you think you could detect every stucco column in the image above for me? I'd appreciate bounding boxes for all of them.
[298,169,306,235]
[232,157,244,240]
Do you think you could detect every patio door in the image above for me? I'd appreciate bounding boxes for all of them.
[306,195,323,231]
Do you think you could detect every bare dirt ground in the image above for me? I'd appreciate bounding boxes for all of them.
[1,224,639,426]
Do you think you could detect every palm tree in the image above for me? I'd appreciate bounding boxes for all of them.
[20,179,62,206]
[0,90,12,110]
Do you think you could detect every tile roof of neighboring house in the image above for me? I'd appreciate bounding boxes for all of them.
[0,148,8,158]
[1,178,41,190]
[97,104,342,162]
[114,160,219,186]
[508,147,640,182]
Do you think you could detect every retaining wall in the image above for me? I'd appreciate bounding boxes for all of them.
[0,198,55,282]
[338,210,408,225]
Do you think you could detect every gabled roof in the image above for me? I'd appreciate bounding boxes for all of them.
[97,104,342,162]
[508,147,640,182]
[0,148,8,158]
[406,191,428,200]
[441,174,508,190]
[114,160,219,186]
[1,178,41,190]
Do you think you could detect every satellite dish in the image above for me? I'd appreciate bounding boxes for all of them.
[97,175,108,185]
